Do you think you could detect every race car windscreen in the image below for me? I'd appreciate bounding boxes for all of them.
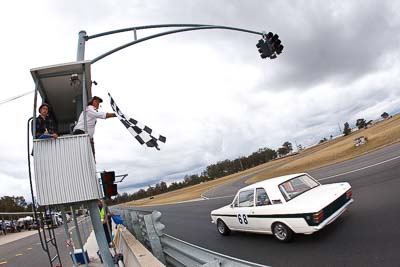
[278,174,320,201]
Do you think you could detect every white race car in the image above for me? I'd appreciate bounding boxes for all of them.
[210,173,353,242]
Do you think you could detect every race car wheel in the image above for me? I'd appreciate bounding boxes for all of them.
[217,219,231,236]
[272,222,293,242]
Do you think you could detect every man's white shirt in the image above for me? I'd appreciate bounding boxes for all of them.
[74,105,107,138]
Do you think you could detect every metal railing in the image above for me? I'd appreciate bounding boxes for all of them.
[111,206,268,267]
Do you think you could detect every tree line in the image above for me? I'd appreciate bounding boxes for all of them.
[0,196,33,218]
[111,142,294,205]
[343,111,390,136]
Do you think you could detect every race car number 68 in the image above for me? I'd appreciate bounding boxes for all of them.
[237,214,248,224]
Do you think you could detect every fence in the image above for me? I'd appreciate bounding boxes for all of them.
[69,215,92,250]
[111,206,268,267]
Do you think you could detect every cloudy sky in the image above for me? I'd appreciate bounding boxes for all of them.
[1,0,400,201]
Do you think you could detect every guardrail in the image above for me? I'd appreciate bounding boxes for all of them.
[111,206,268,267]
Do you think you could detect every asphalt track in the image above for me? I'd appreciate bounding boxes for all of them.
[134,142,400,267]
[0,226,71,267]
[0,217,92,267]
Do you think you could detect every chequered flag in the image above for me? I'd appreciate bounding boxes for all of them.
[108,93,166,150]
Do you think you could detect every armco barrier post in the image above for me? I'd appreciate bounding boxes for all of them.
[152,211,165,236]
[130,211,144,243]
[121,210,134,237]
[141,211,166,264]
[121,209,129,229]
[138,213,149,248]
[112,208,142,241]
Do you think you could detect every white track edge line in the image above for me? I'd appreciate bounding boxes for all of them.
[318,155,400,181]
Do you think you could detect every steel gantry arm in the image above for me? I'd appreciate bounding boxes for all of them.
[82,24,265,64]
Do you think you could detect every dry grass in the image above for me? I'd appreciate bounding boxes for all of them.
[124,114,400,207]
[248,114,400,183]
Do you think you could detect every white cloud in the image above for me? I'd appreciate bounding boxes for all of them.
[0,173,32,201]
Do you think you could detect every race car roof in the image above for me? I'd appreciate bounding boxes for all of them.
[242,173,308,191]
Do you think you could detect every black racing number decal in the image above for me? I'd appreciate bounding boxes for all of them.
[243,214,248,224]
[237,214,248,224]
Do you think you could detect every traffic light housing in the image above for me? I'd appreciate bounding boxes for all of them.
[256,39,272,59]
[101,171,118,198]
[256,32,284,59]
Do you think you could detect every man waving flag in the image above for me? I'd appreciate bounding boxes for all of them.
[109,93,166,150]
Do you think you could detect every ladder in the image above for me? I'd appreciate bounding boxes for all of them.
[35,207,63,267]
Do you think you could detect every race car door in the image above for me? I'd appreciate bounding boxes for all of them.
[231,189,258,231]
[248,187,276,233]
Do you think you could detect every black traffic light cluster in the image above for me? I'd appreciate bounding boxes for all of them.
[101,171,118,198]
[256,32,284,59]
